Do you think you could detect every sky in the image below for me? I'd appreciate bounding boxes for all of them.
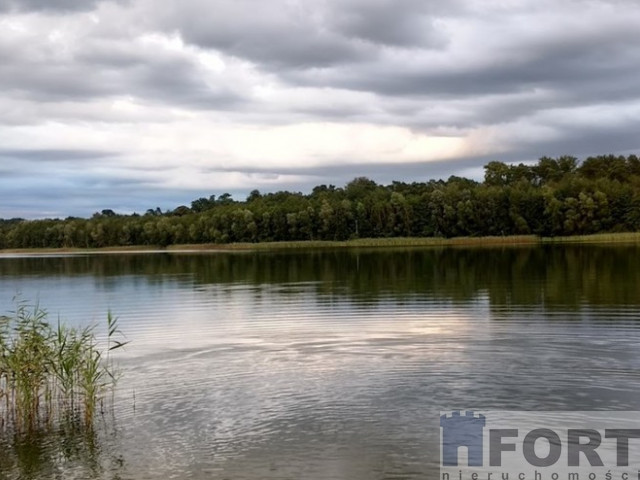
[1,0,640,218]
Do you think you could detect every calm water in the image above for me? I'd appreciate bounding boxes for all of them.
[1,245,640,479]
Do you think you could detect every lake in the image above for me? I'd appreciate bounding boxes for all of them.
[1,245,640,479]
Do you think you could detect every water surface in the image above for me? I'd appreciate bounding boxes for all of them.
[1,245,640,479]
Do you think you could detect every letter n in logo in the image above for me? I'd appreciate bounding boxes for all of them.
[440,411,486,466]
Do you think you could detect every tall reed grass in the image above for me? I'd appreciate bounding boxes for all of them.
[0,300,127,432]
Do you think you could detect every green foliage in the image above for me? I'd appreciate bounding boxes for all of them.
[0,301,127,432]
[2,154,640,249]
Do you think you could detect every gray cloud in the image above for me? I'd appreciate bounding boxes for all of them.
[160,2,372,69]
[1,0,640,218]
[285,11,640,101]
[0,43,243,110]
[157,0,455,70]
[0,12,246,115]
[0,0,98,12]
[329,0,457,48]
[0,148,117,161]
[0,0,125,13]
[504,121,640,162]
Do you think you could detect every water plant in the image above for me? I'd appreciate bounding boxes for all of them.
[0,300,127,432]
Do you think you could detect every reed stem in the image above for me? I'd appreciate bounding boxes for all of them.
[0,300,127,433]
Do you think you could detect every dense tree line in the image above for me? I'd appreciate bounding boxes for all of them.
[2,154,640,249]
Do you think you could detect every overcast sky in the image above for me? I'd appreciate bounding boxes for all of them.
[1,0,639,218]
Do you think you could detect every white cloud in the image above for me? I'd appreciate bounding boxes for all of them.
[1,0,640,217]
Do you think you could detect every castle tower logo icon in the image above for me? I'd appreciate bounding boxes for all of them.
[440,411,486,466]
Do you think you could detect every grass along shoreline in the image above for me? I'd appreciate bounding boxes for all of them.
[1,232,640,255]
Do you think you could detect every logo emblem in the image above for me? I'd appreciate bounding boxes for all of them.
[440,411,486,466]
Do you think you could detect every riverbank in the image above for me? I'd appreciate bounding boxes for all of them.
[2,232,640,255]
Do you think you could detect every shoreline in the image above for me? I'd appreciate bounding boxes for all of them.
[1,232,640,255]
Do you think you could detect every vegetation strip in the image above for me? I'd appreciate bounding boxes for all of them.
[2,232,640,256]
[0,301,127,432]
[1,155,640,250]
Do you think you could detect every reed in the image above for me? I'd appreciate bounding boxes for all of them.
[166,235,542,250]
[3,232,640,255]
[0,300,127,433]
[541,232,640,244]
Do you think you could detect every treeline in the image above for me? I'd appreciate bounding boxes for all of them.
[2,154,640,249]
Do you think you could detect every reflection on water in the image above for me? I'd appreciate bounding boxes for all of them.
[2,245,640,307]
[1,246,640,479]
[0,420,124,480]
